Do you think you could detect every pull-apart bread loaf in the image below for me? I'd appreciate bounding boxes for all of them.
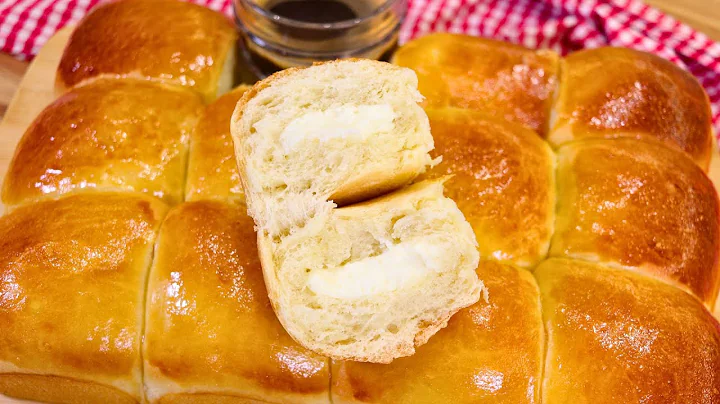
[231,60,483,363]
[56,0,237,102]
[3,5,720,402]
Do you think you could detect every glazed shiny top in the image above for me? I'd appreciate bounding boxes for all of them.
[550,47,713,170]
[552,138,720,305]
[185,85,250,202]
[420,108,555,268]
[0,193,167,399]
[56,0,237,101]
[536,258,720,403]
[393,33,559,135]
[2,79,203,207]
[333,261,543,404]
[144,201,329,400]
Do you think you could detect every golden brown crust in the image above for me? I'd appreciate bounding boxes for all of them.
[392,33,559,135]
[536,258,720,403]
[0,193,167,402]
[419,108,555,267]
[551,138,720,305]
[2,79,203,207]
[550,47,714,170]
[144,201,329,403]
[332,261,543,404]
[157,393,272,403]
[0,374,138,404]
[56,0,237,101]
[186,85,252,202]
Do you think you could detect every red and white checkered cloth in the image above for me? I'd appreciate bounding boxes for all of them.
[1,0,719,134]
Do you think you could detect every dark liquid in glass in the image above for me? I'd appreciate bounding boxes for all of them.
[269,0,358,22]
[236,0,399,82]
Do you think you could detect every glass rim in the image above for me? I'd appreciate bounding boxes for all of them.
[240,23,401,58]
[239,0,404,30]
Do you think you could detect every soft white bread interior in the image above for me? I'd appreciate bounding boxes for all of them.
[231,59,435,239]
[257,179,483,363]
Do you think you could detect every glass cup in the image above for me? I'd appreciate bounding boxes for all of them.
[233,0,408,82]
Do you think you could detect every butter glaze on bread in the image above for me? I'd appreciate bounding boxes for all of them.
[185,85,252,202]
[0,193,167,403]
[333,261,543,404]
[2,79,203,207]
[144,201,329,403]
[551,138,720,305]
[392,33,559,135]
[549,47,714,169]
[56,0,237,102]
[419,108,555,268]
[537,258,720,403]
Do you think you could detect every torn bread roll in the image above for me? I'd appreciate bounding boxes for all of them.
[231,60,482,363]
[231,59,436,239]
[256,179,483,363]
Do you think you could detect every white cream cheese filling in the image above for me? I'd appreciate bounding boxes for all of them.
[307,241,447,299]
[279,104,396,153]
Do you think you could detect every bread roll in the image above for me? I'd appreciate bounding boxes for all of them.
[332,260,543,403]
[231,59,435,239]
[56,0,237,102]
[549,47,714,169]
[257,180,482,363]
[392,33,559,135]
[551,138,720,306]
[185,85,251,202]
[536,258,720,403]
[0,193,167,403]
[419,108,555,267]
[2,79,203,208]
[144,201,329,403]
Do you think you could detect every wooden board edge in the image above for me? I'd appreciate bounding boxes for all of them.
[0,26,73,214]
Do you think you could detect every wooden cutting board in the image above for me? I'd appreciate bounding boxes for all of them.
[2,24,720,404]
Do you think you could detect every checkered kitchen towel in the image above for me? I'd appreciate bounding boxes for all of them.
[1,0,719,134]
